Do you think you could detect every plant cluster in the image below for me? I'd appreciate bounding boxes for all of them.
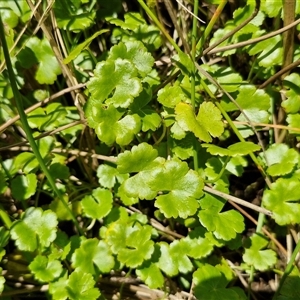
[1,0,300,299]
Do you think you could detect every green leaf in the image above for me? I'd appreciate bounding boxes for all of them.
[203,142,261,157]
[117,183,139,205]
[175,102,224,143]
[121,167,159,200]
[157,85,186,108]
[276,268,300,300]
[222,85,271,138]
[158,240,193,276]
[1,7,19,29]
[248,35,282,67]
[287,113,300,134]
[222,84,270,112]
[29,255,63,282]
[117,142,158,173]
[11,207,58,251]
[82,188,113,219]
[108,12,162,51]
[87,58,142,108]
[109,41,154,75]
[170,133,195,159]
[53,0,96,32]
[63,29,109,64]
[157,242,178,276]
[49,271,69,300]
[11,173,37,201]
[85,103,141,145]
[49,195,73,221]
[181,226,215,259]
[262,144,299,176]
[261,0,282,17]
[207,66,243,93]
[282,73,300,113]
[72,238,114,274]
[0,0,31,24]
[49,163,70,180]
[115,114,141,145]
[14,152,40,174]
[243,233,277,271]
[85,102,122,143]
[262,177,300,225]
[19,37,62,84]
[193,264,244,300]
[0,268,4,294]
[67,270,100,300]
[102,219,128,254]
[198,193,244,241]
[98,0,123,18]
[136,261,164,289]
[138,108,161,132]
[118,224,154,268]
[148,159,204,218]
[97,164,128,188]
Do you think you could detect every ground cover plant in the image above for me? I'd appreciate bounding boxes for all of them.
[1,0,300,299]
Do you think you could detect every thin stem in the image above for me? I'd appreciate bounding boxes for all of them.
[197,0,227,52]
[204,156,230,183]
[0,204,12,229]
[207,17,300,55]
[203,186,272,216]
[136,0,181,53]
[191,0,199,170]
[202,0,260,56]
[0,15,83,235]
[273,240,300,298]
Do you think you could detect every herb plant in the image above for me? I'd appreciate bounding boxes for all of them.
[0,1,300,299]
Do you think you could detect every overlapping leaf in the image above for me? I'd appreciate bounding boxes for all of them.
[198,193,244,241]
[53,0,96,32]
[157,85,186,108]
[109,41,154,75]
[158,241,193,276]
[193,264,246,300]
[222,85,271,137]
[282,73,300,113]
[67,270,100,300]
[262,144,299,176]
[87,58,141,108]
[85,102,141,145]
[108,12,162,51]
[11,207,58,252]
[29,255,63,282]
[175,102,224,142]
[203,142,260,157]
[263,177,300,225]
[243,233,277,271]
[148,159,204,218]
[11,173,37,201]
[136,245,164,289]
[82,188,113,219]
[72,238,114,274]
[17,37,61,84]
[97,164,128,188]
[117,143,158,173]
[181,226,215,259]
[103,219,154,268]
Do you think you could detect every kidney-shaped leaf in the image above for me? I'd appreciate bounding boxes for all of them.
[72,238,114,274]
[263,177,300,225]
[148,159,204,218]
[176,102,224,142]
[11,207,58,251]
